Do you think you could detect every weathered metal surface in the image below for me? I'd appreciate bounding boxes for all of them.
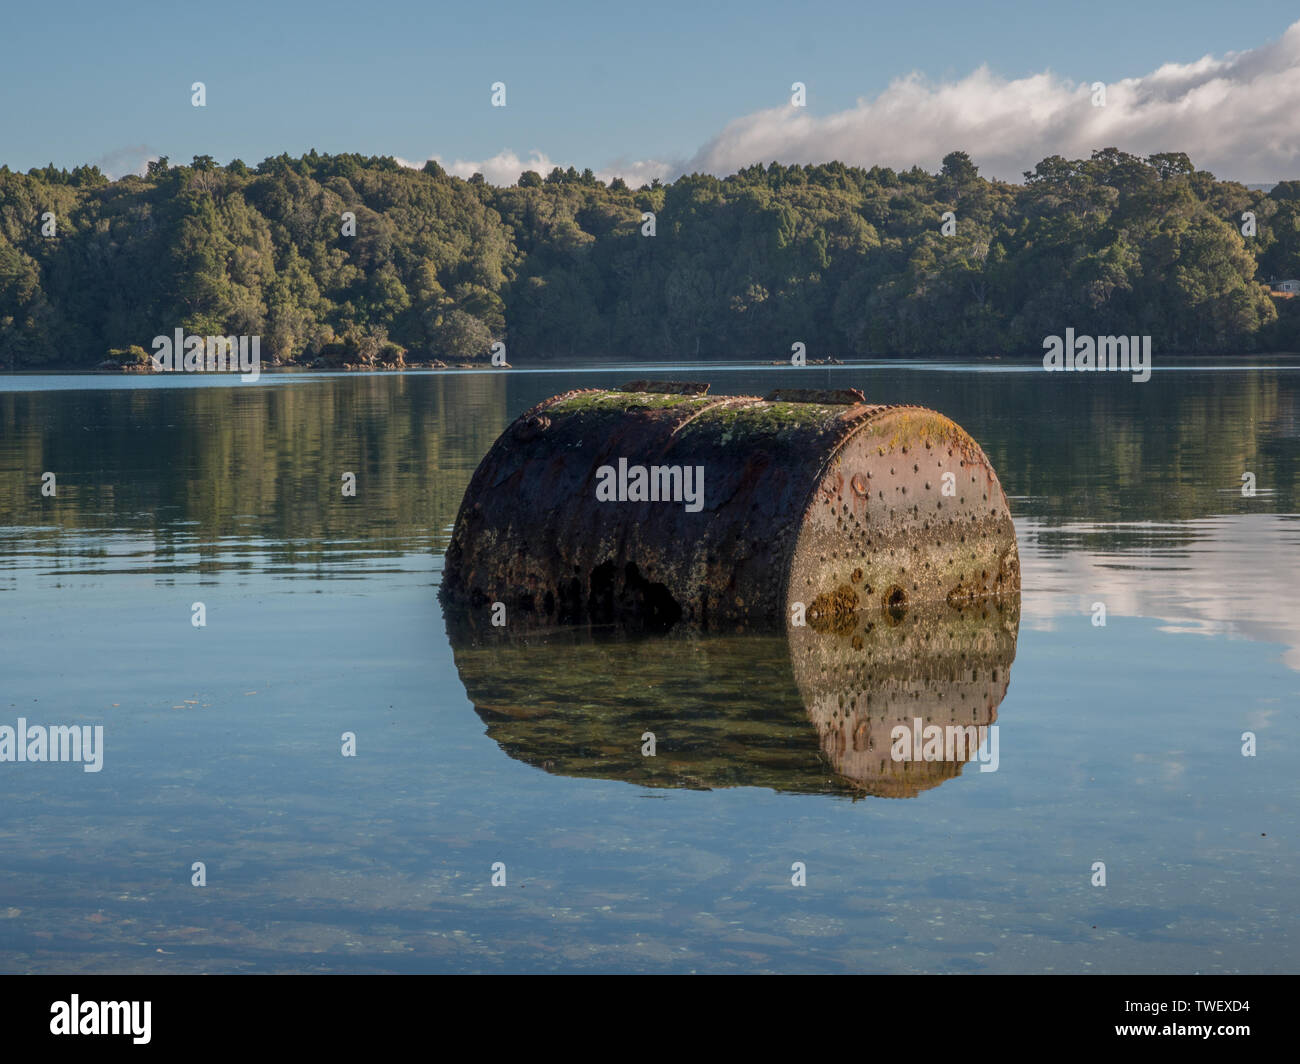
[447,596,1019,797]
[440,383,1019,628]
[764,387,866,405]
[618,380,711,395]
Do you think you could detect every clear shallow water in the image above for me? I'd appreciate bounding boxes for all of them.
[0,364,1296,973]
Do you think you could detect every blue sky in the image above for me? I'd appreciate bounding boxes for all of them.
[3,0,1298,183]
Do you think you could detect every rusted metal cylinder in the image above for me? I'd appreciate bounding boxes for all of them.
[440,381,1019,628]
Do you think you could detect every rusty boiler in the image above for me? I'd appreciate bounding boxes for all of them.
[440,381,1019,628]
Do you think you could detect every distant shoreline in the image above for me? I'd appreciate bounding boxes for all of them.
[5,152,1300,373]
[5,352,1299,377]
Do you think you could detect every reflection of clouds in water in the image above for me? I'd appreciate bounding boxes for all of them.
[1246,706,1281,731]
[1134,752,1190,786]
[1016,514,1300,672]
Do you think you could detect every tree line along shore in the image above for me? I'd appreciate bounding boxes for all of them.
[1,148,1298,370]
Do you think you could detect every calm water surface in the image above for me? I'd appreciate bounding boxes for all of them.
[0,362,1297,973]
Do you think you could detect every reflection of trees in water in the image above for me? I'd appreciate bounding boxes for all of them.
[967,368,1299,523]
[448,597,1019,799]
[1,367,1295,556]
[0,374,509,560]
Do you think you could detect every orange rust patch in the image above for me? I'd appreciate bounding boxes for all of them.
[809,584,860,634]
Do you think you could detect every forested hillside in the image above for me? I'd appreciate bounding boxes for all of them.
[2,148,1298,369]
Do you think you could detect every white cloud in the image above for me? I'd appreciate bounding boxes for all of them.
[397,147,674,188]
[594,157,675,188]
[401,20,1300,187]
[396,148,559,186]
[93,144,158,180]
[684,21,1300,183]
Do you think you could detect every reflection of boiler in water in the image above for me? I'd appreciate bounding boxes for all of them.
[446,596,1018,798]
[791,601,1016,797]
